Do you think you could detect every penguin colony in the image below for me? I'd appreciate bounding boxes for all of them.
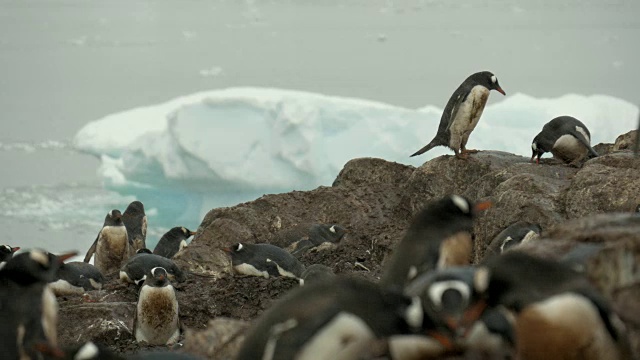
[0,71,638,360]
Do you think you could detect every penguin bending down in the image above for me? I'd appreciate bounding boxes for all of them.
[49,261,105,296]
[466,251,633,360]
[0,249,76,359]
[237,276,451,360]
[0,244,20,268]
[411,71,506,159]
[379,195,491,290]
[84,209,132,276]
[120,253,186,286]
[153,226,196,259]
[531,116,599,165]
[223,243,306,280]
[122,201,147,252]
[134,267,181,345]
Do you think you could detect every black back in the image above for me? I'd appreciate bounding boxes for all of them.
[122,201,147,247]
[228,243,305,278]
[153,227,194,259]
[56,261,105,290]
[485,221,541,258]
[531,116,598,160]
[122,253,186,283]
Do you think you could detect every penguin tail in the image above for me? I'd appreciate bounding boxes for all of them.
[410,141,439,157]
[587,146,599,159]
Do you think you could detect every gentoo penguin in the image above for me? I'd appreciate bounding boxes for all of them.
[379,195,491,290]
[83,209,131,276]
[299,264,335,286]
[469,251,633,360]
[58,341,125,360]
[49,261,105,296]
[410,71,506,158]
[134,267,181,345]
[236,276,440,360]
[484,221,542,258]
[137,248,153,254]
[122,201,147,252]
[153,226,196,259]
[0,244,20,268]
[120,253,186,286]
[223,243,306,280]
[0,249,76,359]
[289,224,346,257]
[531,116,599,165]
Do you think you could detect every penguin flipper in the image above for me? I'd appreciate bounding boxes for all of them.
[83,235,98,263]
[569,129,599,158]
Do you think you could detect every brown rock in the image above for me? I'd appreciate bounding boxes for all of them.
[181,318,249,360]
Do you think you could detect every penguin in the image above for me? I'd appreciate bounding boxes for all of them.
[153,226,196,259]
[236,276,437,360]
[410,71,506,158]
[223,243,306,280]
[467,251,633,360]
[484,221,542,258]
[49,261,105,296]
[0,249,76,359]
[57,341,125,360]
[379,195,491,290]
[122,201,147,252]
[133,267,181,346]
[299,264,335,286]
[531,116,599,165]
[289,224,346,257]
[137,248,153,254]
[120,253,186,286]
[83,209,131,276]
[0,244,20,268]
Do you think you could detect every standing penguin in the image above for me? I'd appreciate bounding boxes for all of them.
[467,252,633,360]
[411,71,506,158]
[531,116,599,165]
[0,249,76,359]
[379,195,491,290]
[122,201,147,252]
[49,262,105,296]
[83,210,131,276]
[223,243,306,280]
[134,267,181,346]
[153,227,196,259]
[0,244,20,267]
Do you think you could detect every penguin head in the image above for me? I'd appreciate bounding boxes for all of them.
[105,209,123,225]
[472,71,506,95]
[124,200,145,216]
[421,195,491,223]
[0,244,20,262]
[147,266,170,287]
[531,138,545,164]
[1,249,77,284]
[179,226,197,239]
[223,242,246,254]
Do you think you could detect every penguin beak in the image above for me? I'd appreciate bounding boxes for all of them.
[473,201,492,213]
[495,86,506,96]
[11,246,20,253]
[426,330,455,351]
[56,251,79,263]
[456,299,488,335]
[33,342,65,358]
[221,247,232,253]
[189,231,197,236]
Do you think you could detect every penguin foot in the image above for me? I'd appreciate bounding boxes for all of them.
[461,149,479,154]
[455,153,469,159]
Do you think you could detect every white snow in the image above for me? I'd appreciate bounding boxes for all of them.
[73,87,639,220]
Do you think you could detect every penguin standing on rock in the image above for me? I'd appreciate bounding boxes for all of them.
[122,201,147,252]
[49,261,105,296]
[411,71,506,159]
[466,252,633,360]
[531,116,599,165]
[223,243,306,280]
[134,267,181,346]
[0,249,77,359]
[379,195,491,290]
[84,209,131,276]
[153,227,196,259]
[0,244,20,267]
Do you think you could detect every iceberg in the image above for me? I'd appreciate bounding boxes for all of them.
[74,87,639,227]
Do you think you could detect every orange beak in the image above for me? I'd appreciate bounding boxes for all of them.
[11,247,20,253]
[189,231,197,236]
[221,246,232,253]
[457,300,488,336]
[496,87,506,96]
[56,251,78,264]
[473,200,492,212]
[426,330,455,351]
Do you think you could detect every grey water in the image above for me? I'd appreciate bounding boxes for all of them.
[1,0,639,255]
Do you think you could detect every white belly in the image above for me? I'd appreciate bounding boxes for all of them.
[448,85,490,150]
[552,135,588,163]
[135,285,180,345]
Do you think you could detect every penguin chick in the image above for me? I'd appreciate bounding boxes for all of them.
[153,227,196,259]
[484,221,542,258]
[120,253,186,286]
[236,277,430,360]
[0,249,77,359]
[134,267,181,346]
[379,195,491,290]
[223,243,306,280]
[470,252,633,360]
[49,261,105,296]
[411,71,506,158]
[0,244,20,268]
[531,116,599,165]
[84,209,131,276]
[122,201,147,252]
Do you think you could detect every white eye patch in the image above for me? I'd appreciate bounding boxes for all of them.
[237,243,243,251]
[491,75,497,83]
[451,195,470,213]
[329,225,336,233]
[427,280,470,309]
[30,250,49,267]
